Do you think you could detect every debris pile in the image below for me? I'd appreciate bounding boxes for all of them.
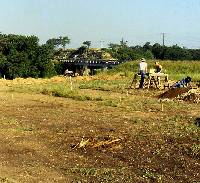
[177,92,200,103]
[72,136,123,151]
[158,87,200,103]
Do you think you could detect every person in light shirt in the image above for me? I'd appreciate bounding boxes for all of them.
[138,58,148,88]
[154,61,162,73]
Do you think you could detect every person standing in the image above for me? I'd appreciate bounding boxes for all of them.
[139,58,148,88]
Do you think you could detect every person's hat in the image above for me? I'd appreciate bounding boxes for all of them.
[141,58,146,62]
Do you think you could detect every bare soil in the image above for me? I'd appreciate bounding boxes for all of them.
[0,89,199,183]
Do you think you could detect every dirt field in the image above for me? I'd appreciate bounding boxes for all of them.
[0,83,199,182]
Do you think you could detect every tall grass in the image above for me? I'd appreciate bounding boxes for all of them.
[160,61,200,81]
[106,60,200,81]
[79,79,129,92]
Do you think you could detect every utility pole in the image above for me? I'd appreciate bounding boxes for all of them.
[161,33,165,47]
[161,33,165,60]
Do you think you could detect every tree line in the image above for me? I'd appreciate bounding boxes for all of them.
[0,33,200,79]
[0,34,72,79]
[105,40,200,61]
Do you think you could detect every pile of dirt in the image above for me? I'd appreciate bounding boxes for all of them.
[178,92,200,103]
[158,87,200,103]
[158,87,191,99]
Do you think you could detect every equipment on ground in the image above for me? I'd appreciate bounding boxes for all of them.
[171,76,192,88]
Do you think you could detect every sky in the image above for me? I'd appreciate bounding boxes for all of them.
[0,0,200,48]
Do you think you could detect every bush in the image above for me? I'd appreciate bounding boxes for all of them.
[0,34,56,79]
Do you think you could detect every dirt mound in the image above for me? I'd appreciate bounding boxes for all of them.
[159,87,200,103]
[179,93,200,102]
[158,87,190,99]
[176,89,200,103]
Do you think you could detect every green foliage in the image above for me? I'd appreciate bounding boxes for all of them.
[0,33,56,79]
[160,60,200,81]
[83,41,91,48]
[107,41,200,61]
[106,60,200,81]
[1,32,200,80]
[46,36,70,49]
[60,36,70,49]
[164,45,193,60]
[79,79,129,92]
[54,61,66,75]
[35,45,56,78]
[191,144,200,156]
[107,42,154,61]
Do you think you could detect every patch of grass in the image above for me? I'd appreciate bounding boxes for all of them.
[9,84,45,94]
[101,99,120,107]
[123,97,162,112]
[69,167,135,183]
[185,124,200,134]
[100,168,116,182]
[159,100,195,111]
[190,144,200,156]
[129,117,143,124]
[17,127,34,132]
[71,167,97,176]
[79,79,129,92]
[1,118,18,125]
[168,115,186,123]
[9,82,104,102]
[105,60,200,81]
[0,177,17,183]
[141,169,164,183]
[142,170,157,180]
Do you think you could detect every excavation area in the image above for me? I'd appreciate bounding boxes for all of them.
[0,77,199,183]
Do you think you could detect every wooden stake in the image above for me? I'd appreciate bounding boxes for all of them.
[126,90,129,97]
[161,102,164,112]
[69,76,73,91]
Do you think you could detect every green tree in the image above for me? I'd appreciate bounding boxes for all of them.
[46,36,70,49]
[83,41,91,49]
[46,38,60,49]
[164,45,193,60]
[120,38,128,47]
[35,44,56,77]
[59,36,70,49]
[152,43,163,59]
[108,43,121,51]
[143,42,152,51]
[0,33,56,79]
